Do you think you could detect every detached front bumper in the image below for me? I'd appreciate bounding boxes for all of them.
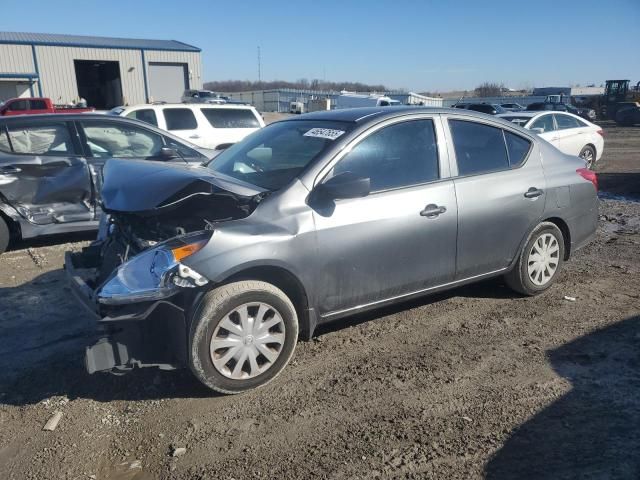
[64,249,189,374]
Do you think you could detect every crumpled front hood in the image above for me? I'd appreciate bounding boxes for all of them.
[101,159,266,214]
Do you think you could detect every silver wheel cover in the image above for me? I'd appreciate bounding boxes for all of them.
[527,233,560,286]
[210,302,286,380]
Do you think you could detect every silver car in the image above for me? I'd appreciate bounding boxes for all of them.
[65,107,599,394]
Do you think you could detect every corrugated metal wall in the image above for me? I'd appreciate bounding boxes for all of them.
[35,46,146,104]
[0,44,36,73]
[144,50,202,91]
[0,43,202,105]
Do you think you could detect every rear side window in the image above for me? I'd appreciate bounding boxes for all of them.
[554,114,581,130]
[30,99,47,110]
[7,122,75,155]
[530,115,555,133]
[504,131,531,167]
[126,109,158,127]
[200,108,260,128]
[163,108,197,130]
[449,120,509,176]
[8,100,28,111]
[333,119,439,192]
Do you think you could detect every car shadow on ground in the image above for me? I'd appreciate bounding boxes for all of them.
[0,272,518,405]
[597,172,640,200]
[485,314,640,479]
[316,277,518,336]
[7,230,96,252]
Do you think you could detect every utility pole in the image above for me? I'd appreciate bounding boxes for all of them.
[257,46,261,83]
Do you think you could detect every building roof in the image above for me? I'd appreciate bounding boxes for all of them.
[0,31,200,52]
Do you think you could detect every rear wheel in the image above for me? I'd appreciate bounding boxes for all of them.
[579,145,596,170]
[0,216,10,254]
[189,280,298,394]
[504,222,565,296]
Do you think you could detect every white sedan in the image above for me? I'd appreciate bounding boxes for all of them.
[498,111,604,168]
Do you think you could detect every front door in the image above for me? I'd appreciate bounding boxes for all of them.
[446,117,546,278]
[312,117,458,316]
[76,118,167,217]
[554,114,587,155]
[0,119,93,224]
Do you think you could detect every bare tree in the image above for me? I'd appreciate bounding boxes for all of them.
[203,79,389,93]
[474,82,504,97]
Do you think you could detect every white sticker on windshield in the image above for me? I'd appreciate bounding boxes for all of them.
[303,128,345,140]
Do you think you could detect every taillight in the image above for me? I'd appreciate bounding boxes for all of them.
[577,168,598,191]
[596,129,605,137]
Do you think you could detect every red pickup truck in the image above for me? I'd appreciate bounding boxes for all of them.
[0,97,94,116]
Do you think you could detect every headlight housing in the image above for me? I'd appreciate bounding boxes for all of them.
[98,231,211,305]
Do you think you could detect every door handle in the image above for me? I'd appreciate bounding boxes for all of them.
[524,187,543,199]
[420,204,446,218]
[0,165,21,174]
[189,135,201,139]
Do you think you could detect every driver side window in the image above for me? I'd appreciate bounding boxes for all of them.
[79,121,164,158]
[332,119,439,192]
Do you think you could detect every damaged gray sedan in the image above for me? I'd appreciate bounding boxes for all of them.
[0,114,211,253]
[65,107,599,394]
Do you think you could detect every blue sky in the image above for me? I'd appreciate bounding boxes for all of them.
[1,0,639,92]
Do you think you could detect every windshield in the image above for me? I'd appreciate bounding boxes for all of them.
[198,91,216,98]
[208,120,352,191]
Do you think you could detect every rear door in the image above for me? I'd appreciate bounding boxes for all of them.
[0,119,93,224]
[199,107,263,149]
[445,117,545,279]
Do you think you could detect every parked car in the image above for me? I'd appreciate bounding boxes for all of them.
[498,111,604,168]
[614,102,640,126]
[65,106,599,394]
[181,89,225,104]
[453,103,507,115]
[526,102,596,122]
[500,102,525,112]
[109,104,265,150]
[0,113,214,254]
[0,97,94,116]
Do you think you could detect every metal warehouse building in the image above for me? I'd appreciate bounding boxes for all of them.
[0,32,203,108]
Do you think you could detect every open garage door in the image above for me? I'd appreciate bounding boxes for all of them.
[74,60,123,109]
[148,63,188,103]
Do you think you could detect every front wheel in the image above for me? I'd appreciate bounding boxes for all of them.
[189,280,298,394]
[504,222,565,296]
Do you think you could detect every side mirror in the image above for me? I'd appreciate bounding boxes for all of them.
[530,127,545,135]
[313,171,370,201]
[160,147,178,160]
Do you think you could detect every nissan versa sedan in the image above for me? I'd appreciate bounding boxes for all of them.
[65,107,599,394]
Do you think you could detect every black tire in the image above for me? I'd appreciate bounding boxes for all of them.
[0,216,10,254]
[579,145,596,170]
[504,222,565,296]
[189,280,298,394]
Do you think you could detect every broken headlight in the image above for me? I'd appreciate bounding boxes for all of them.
[98,231,212,305]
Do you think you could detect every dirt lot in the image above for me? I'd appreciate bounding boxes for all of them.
[0,122,639,480]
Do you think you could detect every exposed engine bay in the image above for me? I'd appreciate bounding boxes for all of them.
[94,191,262,286]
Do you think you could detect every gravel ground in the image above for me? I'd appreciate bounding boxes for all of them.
[0,123,638,480]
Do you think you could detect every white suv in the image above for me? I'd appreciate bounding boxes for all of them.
[109,104,265,150]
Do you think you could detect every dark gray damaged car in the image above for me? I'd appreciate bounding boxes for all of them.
[65,107,599,394]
